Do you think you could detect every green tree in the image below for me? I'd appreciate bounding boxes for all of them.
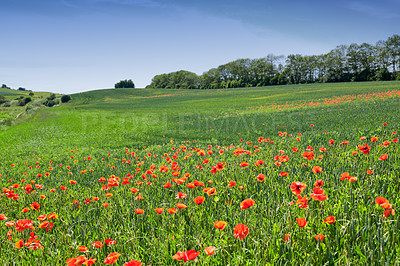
[114,79,135,88]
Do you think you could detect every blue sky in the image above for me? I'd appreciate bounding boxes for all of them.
[1,0,399,93]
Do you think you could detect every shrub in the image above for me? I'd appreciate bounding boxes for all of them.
[61,95,71,103]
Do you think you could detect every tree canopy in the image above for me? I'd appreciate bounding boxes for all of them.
[115,79,135,88]
[147,34,400,89]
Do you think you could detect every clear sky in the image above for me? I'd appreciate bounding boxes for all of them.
[1,0,399,93]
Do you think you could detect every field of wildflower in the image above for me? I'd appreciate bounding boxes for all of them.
[1,81,400,265]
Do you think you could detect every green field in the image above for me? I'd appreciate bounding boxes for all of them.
[1,81,400,265]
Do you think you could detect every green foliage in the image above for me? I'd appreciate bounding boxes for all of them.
[148,70,199,89]
[148,34,400,89]
[61,94,71,103]
[115,79,135,88]
[0,95,7,104]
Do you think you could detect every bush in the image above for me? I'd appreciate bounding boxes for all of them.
[0,95,7,104]
[25,97,32,104]
[17,99,26,106]
[61,95,71,103]
[115,79,135,88]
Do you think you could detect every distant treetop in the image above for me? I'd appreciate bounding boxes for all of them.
[115,79,135,88]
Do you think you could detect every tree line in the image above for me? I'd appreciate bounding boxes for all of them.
[147,34,400,89]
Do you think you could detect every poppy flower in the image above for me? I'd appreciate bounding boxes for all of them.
[193,196,205,205]
[239,162,249,167]
[324,216,335,224]
[78,246,89,252]
[302,151,315,160]
[102,203,109,207]
[204,246,215,256]
[175,192,187,199]
[130,188,139,193]
[280,172,289,177]
[290,182,307,195]
[214,221,227,230]
[104,252,121,264]
[312,166,322,174]
[176,203,187,209]
[92,241,104,248]
[228,181,236,187]
[163,183,172,188]
[172,250,200,262]
[167,208,177,214]
[105,239,116,246]
[310,187,328,201]
[379,154,388,161]
[0,214,7,220]
[234,224,249,240]
[124,260,142,266]
[314,234,325,241]
[371,137,378,142]
[284,234,290,242]
[240,199,255,209]
[135,209,144,214]
[314,179,324,187]
[154,208,164,214]
[296,218,307,228]
[21,207,30,213]
[206,187,216,196]
[15,239,24,249]
[256,173,265,182]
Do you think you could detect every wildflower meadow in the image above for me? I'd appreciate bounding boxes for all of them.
[1,81,400,265]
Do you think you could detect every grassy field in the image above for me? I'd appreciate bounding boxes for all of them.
[1,81,400,265]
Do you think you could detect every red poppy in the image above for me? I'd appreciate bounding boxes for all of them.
[310,187,328,201]
[239,161,249,167]
[256,173,265,182]
[163,183,172,188]
[0,214,7,220]
[104,253,121,264]
[290,182,307,195]
[284,234,290,242]
[154,208,164,214]
[15,219,34,231]
[240,199,255,209]
[176,203,187,209]
[172,250,200,262]
[193,196,205,205]
[105,239,116,246]
[135,209,144,214]
[280,172,289,177]
[214,221,227,230]
[92,241,104,248]
[296,218,307,228]
[206,187,216,196]
[379,154,388,161]
[175,192,187,199]
[314,234,325,241]
[124,260,142,266]
[78,246,89,252]
[302,151,315,160]
[234,224,249,240]
[324,216,335,224]
[167,208,177,214]
[228,181,236,187]
[312,166,322,174]
[314,179,324,187]
[31,202,40,211]
[204,246,215,256]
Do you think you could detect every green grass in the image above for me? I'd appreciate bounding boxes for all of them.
[1,81,400,265]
